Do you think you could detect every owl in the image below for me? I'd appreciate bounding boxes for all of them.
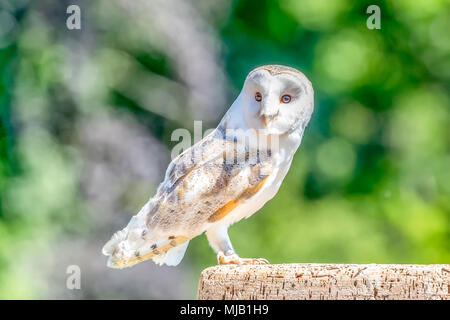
[102,65,314,267]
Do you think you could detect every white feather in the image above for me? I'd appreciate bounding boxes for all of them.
[152,241,190,266]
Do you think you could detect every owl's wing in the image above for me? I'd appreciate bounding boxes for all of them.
[103,129,273,268]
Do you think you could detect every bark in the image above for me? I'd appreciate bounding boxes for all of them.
[197,263,450,300]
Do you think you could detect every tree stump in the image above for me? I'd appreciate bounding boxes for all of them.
[197,263,450,300]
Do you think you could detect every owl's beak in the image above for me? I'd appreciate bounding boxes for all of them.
[259,102,279,127]
[260,114,276,127]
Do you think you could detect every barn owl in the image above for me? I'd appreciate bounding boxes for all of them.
[102,65,314,268]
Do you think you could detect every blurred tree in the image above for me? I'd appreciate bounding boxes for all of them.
[0,0,449,299]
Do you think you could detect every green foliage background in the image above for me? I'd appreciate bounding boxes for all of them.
[0,0,449,299]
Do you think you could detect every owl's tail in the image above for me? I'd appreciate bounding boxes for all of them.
[102,225,190,268]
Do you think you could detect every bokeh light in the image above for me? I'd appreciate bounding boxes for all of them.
[0,0,449,299]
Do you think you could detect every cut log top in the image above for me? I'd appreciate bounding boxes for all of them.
[197,263,450,300]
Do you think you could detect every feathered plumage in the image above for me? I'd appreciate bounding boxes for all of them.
[103,65,314,267]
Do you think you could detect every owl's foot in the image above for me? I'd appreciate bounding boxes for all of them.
[217,251,269,265]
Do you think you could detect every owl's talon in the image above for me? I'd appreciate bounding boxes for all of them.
[217,251,269,265]
[243,257,270,265]
[217,251,240,265]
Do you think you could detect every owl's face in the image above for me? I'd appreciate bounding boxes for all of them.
[240,65,314,135]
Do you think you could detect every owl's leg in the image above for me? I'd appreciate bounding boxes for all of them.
[206,224,269,265]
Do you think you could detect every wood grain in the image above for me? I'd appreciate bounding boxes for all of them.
[197,263,450,300]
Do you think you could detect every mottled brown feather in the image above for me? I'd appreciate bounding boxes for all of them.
[207,175,269,223]
[110,236,189,268]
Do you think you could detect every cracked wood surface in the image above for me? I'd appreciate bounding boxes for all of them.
[197,263,450,300]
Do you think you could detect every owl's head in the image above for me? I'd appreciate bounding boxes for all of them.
[240,65,314,135]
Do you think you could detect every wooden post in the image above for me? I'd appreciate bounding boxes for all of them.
[197,263,450,300]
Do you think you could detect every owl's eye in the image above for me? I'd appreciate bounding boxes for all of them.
[255,92,262,102]
[281,94,292,104]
